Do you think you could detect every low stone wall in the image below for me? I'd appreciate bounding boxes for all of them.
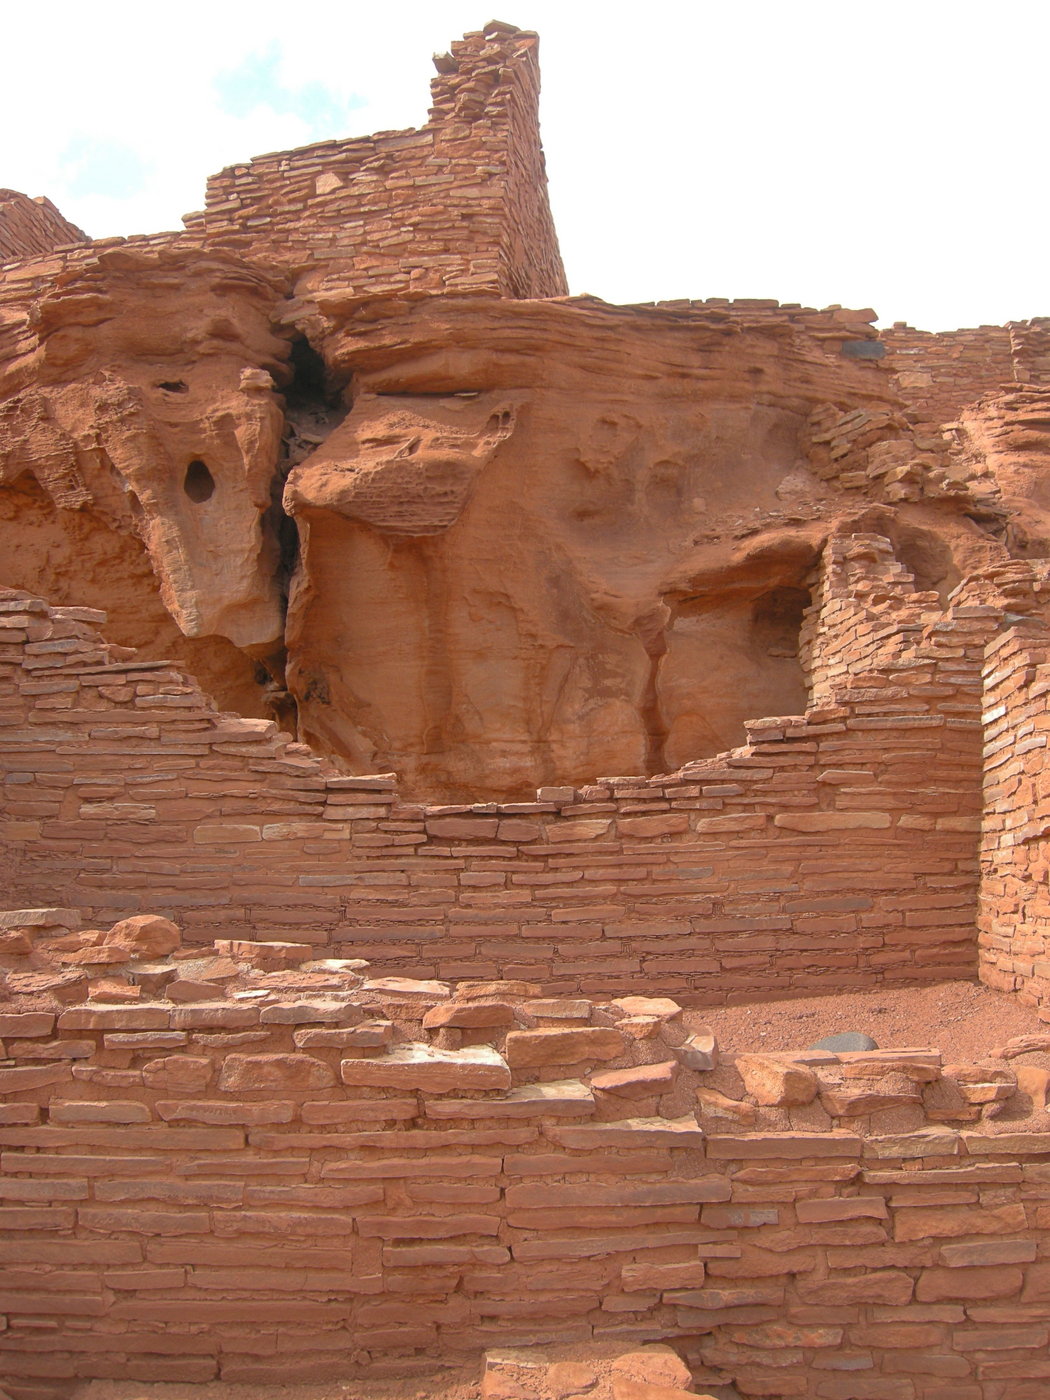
[1,947,1049,1399]
[0,571,988,1005]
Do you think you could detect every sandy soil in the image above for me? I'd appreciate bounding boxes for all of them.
[691,978,1048,1064]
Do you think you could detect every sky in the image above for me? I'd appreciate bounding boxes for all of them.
[2,1,1047,332]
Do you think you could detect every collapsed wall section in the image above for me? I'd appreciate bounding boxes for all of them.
[0,554,989,1005]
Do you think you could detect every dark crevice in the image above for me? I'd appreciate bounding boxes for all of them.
[259,333,351,737]
[636,613,669,776]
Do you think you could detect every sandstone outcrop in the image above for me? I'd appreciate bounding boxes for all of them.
[2,26,1048,799]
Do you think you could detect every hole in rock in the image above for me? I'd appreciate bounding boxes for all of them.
[751,585,811,656]
[156,380,188,393]
[183,460,215,503]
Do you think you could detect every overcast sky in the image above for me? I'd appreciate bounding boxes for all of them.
[3,1,1047,332]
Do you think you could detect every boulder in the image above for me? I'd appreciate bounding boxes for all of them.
[103,914,181,959]
[810,1031,878,1052]
[735,1053,818,1106]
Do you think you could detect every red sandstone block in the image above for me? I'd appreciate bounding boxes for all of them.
[185,1266,380,1294]
[213,1210,361,1237]
[1,1153,167,1176]
[544,1118,704,1150]
[0,1105,41,1124]
[701,1205,779,1228]
[706,1133,862,1160]
[796,1197,888,1223]
[356,1213,499,1239]
[406,1183,500,1204]
[171,1005,260,1030]
[503,1151,672,1176]
[0,1239,142,1266]
[108,1298,347,1323]
[0,1177,88,1201]
[321,1155,502,1180]
[508,1204,698,1231]
[104,1268,187,1290]
[243,1184,383,1208]
[0,1291,106,1317]
[78,1207,211,1234]
[1,1124,243,1151]
[384,1244,510,1267]
[58,1006,170,1030]
[591,1061,679,1098]
[510,1228,716,1262]
[175,1152,305,1178]
[938,1239,1036,1267]
[8,1037,94,1061]
[0,1206,75,1230]
[1019,1262,1050,1300]
[951,1324,1048,1351]
[0,1063,72,1092]
[300,1100,418,1124]
[894,1203,1026,1241]
[94,1179,242,1207]
[218,1053,335,1092]
[620,1261,707,1292]
[49,1101,151,1124]
[797,1271,915,1306]
[849,1322,947,1347]
[104,1031,188,1049]
[505,1180,729,1208]
[155,1100,295,1125]
[814,1381,916,1400]
[0,1012,55,1037]
[916,1265,1023,1302]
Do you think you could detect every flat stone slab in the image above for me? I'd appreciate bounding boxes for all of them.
[0,908,80,929]
[340,1043,510,1092]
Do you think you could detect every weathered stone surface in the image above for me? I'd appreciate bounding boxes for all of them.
[339,1044,511,1092]
[676,1027,718,1072]
[423,1000,515,1030]
[611,996,682,1022]
[505,1027,626,1068]
[218,1053,336,1092]
[102,915,181,959]
[591,1061,679,1098]
[736,1054,818,1106]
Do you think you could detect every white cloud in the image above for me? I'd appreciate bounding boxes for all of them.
[2,0,1047,330]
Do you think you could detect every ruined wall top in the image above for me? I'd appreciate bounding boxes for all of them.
[0,189,88,263]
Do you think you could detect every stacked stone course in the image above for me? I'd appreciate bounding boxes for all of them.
[2,923,1050,1397]
[0,542,992,1006]
[6,20,1050,1399]
[0,192,87,264]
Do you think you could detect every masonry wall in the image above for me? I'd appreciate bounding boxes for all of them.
[181,24,567,301]
[2,1001,1050,1399]
[978,611,1050,1009]
[0,547,990,1007]
[0,191,87,265]
[881,321,1050,428]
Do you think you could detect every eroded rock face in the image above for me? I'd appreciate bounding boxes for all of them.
[0,248,289,651]
[281,297,1003,798]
